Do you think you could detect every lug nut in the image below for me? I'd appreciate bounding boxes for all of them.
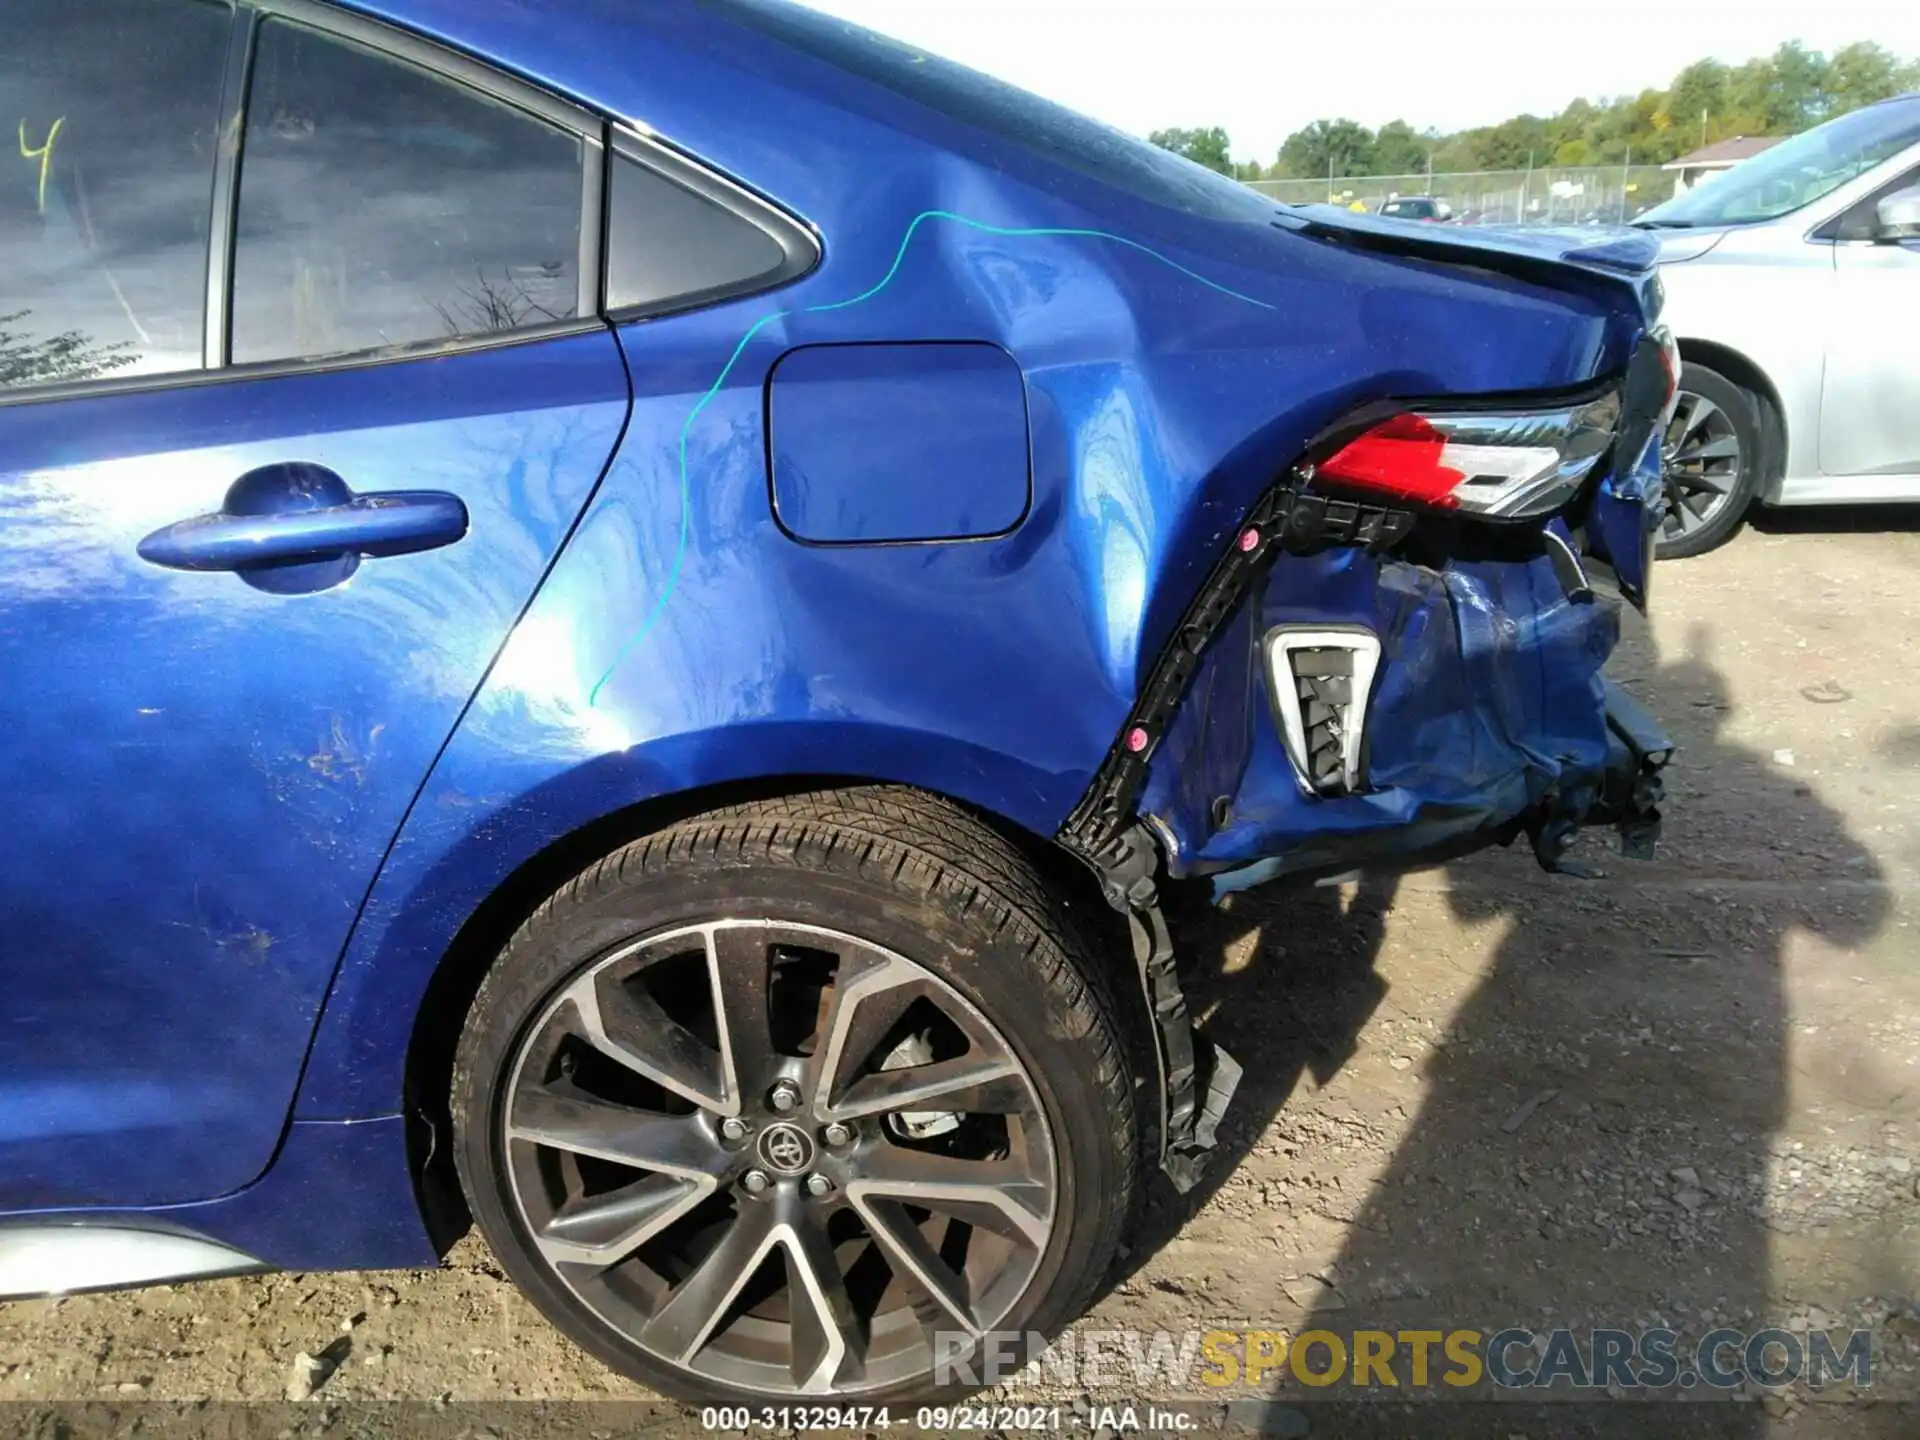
[720,1117,748,1141]
[767,1080,801,1113]
[805,1174,834,1197]
[822,1122,853,1148]
[741,1169,770,1195]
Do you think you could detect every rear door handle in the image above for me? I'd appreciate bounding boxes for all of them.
[138,462,468,592]
[139,492,469,570]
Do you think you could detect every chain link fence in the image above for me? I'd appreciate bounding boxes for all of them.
[1250,166,1677,225]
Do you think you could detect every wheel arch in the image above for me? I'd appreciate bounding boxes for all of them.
[379,769,1127,1255]
[1675,336,1790,501]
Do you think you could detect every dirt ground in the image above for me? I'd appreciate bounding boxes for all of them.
[5,512,1920,1434]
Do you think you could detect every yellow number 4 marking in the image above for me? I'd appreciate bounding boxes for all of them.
[18,117,64,213]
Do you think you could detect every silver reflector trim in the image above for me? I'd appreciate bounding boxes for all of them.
[1263,625,1382,797]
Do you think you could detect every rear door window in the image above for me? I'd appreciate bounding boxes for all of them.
[231,19,585,365]
[1,0,230,392]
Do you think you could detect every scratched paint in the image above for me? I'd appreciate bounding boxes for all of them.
[586,209,1278,705]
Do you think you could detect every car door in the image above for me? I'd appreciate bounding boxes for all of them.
[0,0,628,1211]
[1821,163,1920,479]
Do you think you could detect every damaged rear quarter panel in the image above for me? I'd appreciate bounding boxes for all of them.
[291,4,1655,1117]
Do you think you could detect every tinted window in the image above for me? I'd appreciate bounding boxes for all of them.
[231,20,583,365]
[0,0,229,392]
[605,154,792,313]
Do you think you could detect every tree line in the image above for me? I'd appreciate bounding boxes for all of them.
[1150,41,1920,182]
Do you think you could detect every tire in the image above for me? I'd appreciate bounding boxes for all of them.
[1655,361,1767,560]
[451,786,1139,1406]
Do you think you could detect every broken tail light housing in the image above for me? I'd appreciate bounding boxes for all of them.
[1303,324,1682,526]
[1308,391,1623,520]
[1060,332,1682,856]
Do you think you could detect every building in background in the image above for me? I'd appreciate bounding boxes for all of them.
[1661,136,1784,196]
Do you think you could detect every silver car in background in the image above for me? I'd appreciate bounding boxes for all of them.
[1635,93,1920,557]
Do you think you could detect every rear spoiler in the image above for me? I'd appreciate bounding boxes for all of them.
[1273,205,1661,294]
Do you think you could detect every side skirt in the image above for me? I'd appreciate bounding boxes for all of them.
[0,1227,267,1300]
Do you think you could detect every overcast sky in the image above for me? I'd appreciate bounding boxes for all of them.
[800,0,1920,163]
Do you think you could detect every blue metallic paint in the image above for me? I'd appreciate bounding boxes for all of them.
[1588,423,1668,596]
[199,1116,441,1271]
[2,0,1673,1271]
[1140,536,1623,884]
[294,213,1643,1123]
[137,463,470,592]
[582,208,1295,702]
[18,1117,441,1273]
[768,341,1032,544]
[0,333,628,1211]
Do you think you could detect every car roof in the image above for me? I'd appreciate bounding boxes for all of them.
[345,0,802,124]
[344,0,1277,237]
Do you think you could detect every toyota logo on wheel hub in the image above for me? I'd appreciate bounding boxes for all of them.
[757,1122,814,1175]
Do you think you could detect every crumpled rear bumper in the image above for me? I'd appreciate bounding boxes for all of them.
[1056,330,1675,900]
[1134,537,1671,893]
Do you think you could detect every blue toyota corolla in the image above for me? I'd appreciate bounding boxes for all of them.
[1,0,1678,1404]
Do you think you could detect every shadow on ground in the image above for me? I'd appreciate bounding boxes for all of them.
[1108,627,1896,1434]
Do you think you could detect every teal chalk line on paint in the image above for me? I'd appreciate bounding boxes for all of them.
[586,209,1276,705]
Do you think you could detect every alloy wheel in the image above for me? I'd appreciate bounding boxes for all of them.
[499,920,1057,1396]
[1660,387,1744,544]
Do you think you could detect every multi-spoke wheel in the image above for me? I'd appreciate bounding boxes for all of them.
[453,788,1138,1405]
[1655,361,1765,560]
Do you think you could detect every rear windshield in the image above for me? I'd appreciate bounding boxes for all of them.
[702,0,1275,224]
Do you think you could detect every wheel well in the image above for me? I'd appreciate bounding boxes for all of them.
[401,774,1127,1251]
[1676,337,1789,495]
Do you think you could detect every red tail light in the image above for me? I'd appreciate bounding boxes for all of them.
[1315,415,1465,508]
[1308,392,1622,520]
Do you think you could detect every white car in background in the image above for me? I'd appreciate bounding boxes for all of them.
[1634,93,1920,556]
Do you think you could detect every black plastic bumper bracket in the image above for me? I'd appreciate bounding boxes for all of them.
[1094,825,1240,1193]
[1528,680,1672,875]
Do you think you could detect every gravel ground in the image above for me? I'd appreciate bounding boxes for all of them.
[4,513,1920,1435]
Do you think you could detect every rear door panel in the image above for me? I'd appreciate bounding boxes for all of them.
[0,338,627,1210]
[0,0,631,1213]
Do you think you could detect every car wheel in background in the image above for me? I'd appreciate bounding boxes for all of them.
[1655,362,1765,560]
[451,787,1139,1405]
